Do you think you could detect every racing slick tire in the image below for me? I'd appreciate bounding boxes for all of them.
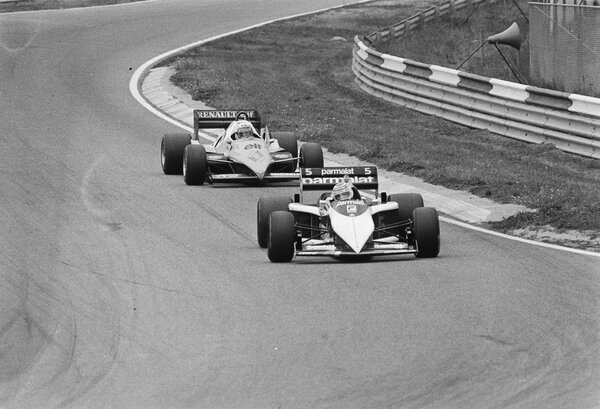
[183,144,208,185]
[257,196,293,248]
[271,132,298,156]
[161,133,191,175]
[268,211,296,262]
[389,193,424,222]
[299,143,324,168]
[374,193,424,238]
[413,207,440,258]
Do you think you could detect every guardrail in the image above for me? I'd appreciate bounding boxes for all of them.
[352,0,600,159]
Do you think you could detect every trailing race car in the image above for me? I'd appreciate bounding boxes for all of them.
[256,166,440,262]
[160,109,324,185]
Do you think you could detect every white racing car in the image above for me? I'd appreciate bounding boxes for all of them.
[257,166,440,262]
[161,109,323,185]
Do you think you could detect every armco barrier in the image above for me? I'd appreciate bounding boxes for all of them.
[353,0,600,159]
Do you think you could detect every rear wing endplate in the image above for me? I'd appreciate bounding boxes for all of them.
[193,110,261,138]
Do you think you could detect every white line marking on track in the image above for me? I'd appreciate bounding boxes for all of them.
[440,216,600,258]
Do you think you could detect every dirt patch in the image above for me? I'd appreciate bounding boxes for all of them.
[510,226,600,252]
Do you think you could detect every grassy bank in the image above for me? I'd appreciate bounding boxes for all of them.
[164,0,600,248]
[0,0,144,13]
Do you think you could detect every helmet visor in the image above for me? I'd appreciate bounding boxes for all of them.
[334,187,352,201]
[237,128,252,139]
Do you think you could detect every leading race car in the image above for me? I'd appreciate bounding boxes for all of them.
[160,109,324,185]
[256,166,440,262]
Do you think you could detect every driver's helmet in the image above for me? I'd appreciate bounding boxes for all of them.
[332,176,354,201]
[233,120,254,140]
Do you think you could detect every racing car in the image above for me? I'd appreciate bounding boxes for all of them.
[256,166,440,262]
[160,109,324,185]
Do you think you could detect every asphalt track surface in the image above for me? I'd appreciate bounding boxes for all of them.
[0,1,599,408]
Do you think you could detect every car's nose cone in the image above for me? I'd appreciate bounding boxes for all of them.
[329,209,374,253]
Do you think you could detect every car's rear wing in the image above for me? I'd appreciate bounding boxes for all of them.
[300,166,379,201]
[193,109,261,138]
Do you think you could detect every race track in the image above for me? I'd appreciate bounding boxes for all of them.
[0,1,599,408]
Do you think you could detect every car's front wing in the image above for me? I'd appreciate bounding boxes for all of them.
[210,172,300,182]
[295,242,417,257]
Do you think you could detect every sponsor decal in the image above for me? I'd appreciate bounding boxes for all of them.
[321,167,355,175]
[244,143,263,150]
[306,244,336,251]
[302,176,375,185]
[196,110,256,119]
[336,200,363,206]
[213,174,245,178]
[334,200,362,214]
[374,243,404,249]
[248,151,264,162]
[303,167,375,176]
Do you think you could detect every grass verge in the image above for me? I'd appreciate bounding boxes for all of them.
[0,0,145,13]
[164,0,600,250]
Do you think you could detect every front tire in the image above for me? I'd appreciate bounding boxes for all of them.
[183,144,207,185]
[413,207,440,258]
[161,133,191,175]
[389,193,424,222]
[299,142,324,168]
[268,211,295,262]
[257,196,292,248]
[271,131,298,156]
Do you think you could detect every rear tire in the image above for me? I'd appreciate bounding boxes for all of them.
[161,133,191,175]
[271,131,298,156]
[299,143,324,168]
[413,207,440,258]
[183,144,207,185]
[389,193,424,222]
[257,196,292,248]
[375,193,424,239]
[268,211,295,262]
